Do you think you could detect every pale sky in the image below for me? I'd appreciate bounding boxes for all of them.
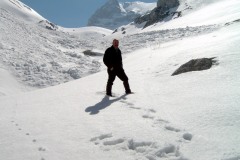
[19,0,156,28]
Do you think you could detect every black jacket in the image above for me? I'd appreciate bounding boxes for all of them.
[103,46,123,69]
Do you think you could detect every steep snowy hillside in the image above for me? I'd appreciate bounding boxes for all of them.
[0,0,44,22]
[0,0,112,94]
[87,0,155,29]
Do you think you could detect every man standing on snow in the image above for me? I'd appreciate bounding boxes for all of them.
[103,39,132,96]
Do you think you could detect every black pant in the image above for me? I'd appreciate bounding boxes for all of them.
[106,67,131,94]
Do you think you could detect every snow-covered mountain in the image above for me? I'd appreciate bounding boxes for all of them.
[0,0,44,22]
[0,0,112,94]
[112,0,232,35]
[87,0,155,30]
[1,0,240,160]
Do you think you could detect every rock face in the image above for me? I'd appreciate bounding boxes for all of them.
[135,0,180,28]
[87,0,155,30]
[157,0,180,8]
[39,20,58,30]
[172,57,217,76]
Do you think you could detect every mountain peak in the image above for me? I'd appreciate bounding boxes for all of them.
[107,0,119,5]
[87,1,155,30]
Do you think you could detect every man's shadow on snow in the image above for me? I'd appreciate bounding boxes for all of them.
[85,94,127,115]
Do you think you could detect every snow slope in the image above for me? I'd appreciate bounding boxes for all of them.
[1,22,240,160]
[0,0,44,22]
[0,0,112,92]
[1,0,240,160]
[0,66,31,96]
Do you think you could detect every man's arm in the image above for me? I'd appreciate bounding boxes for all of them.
[103,48,112,68]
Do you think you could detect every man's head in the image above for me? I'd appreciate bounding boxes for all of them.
[112,39,119,49]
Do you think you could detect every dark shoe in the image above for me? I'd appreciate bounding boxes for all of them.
[106,83,112,97]
[106,93,112,97]
[106,84,112,96]
[125,90,132,94]
[123,81,131,94]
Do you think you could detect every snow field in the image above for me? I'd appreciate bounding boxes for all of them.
[1,0,240,159]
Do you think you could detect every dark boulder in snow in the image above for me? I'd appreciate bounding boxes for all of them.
[83,50,103,57]
[172,57,217,76]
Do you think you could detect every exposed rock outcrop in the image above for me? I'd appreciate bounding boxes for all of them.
[135,0,180,28]
[172,57,218,76]
[39,20,58,31]
[157,0,180,8]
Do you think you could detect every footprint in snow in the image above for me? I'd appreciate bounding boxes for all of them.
[129,106,141,110]
[90,133,113,145]
[10,120,48,158]
[165,125,193,142]
[119,99,134,106]
[183,133,193,141]
[155,118,169,124]
[90,133,113,142]
[103,138,125,146]
[147,109,157,113]
[38,147,47,152]
[165,125,181,132]
[140,109,194,143]
[90,133,184,159]
[142,108,158,120]
[142,114,155,120]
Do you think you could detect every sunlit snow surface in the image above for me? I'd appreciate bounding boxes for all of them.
[0,0,240,160]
